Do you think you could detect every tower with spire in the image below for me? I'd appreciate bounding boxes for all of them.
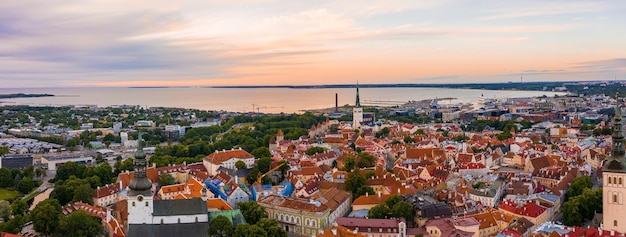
[127,133,155,225]
[353,82,363,129]
[603,92,626,233]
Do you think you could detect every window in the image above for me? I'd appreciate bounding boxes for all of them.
[132,202,135,206]
[145,202,149,207]
[312,220,316,227]
[610,177,613,184]
[621,178,623,185]
[615,220,618,227]
[306,220,310,226]
[615,177,618,185]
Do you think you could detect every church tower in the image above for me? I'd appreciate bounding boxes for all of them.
[353,82,363,129]
[127,134,155,225]
[603,93,626,233]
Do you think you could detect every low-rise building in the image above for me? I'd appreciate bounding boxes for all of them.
[335,217,407,237]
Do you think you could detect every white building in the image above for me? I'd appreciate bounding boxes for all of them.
[203,148,255,176]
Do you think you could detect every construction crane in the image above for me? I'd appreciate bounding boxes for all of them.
[254,162,287,185]
[251,104,285,113]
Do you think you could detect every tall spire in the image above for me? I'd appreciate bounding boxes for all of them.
[613,92,624,158]
[355,81,361,108]
[128,133,153,196]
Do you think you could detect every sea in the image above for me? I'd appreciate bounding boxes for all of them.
[0,87,566,114]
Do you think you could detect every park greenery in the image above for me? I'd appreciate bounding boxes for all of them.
[368,195,415,226]
[561,176,602,226]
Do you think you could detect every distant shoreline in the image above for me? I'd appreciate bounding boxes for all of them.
[0,93,54,99]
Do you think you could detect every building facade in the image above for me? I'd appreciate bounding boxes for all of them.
[602,96,626,234]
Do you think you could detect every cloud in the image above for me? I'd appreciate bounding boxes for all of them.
[479,2,604,20]
[572,58,626,71]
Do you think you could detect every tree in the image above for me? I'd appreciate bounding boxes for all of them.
[251,147,271,159]
[235,160,247,170]
[0,200,10,220]
[246,169,260,185]
[0,168,13,188]
[158,173,177,186]
[208,215,234,237]
[17,177,35,194]
[368,204,391,219]
[343,157,355,171]
[72,184,95,205]
[364,170,375,179]
[55,210,103,237]
[562,197,583,226]
[345,170,366,198]
[11,199,28,217]
[31,199,62,236]
[257,157,272,174]
[233,224,267,237]
[385,195,402,208]
[357,152,376,168]
[0,146,8,156]
[355,186,375,199]
[566,176,593,200]
[237,201,267,225]
[256,218,287,237]
[305,146,326,156]
[392,201,415,224]
[35,168,47,180]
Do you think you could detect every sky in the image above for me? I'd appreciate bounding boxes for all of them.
[1,0,626,87]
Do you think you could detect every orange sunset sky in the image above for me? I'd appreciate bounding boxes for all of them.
[1,0,625,87]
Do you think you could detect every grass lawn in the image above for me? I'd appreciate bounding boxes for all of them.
[0,188,20,200]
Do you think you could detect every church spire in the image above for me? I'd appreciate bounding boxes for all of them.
[128,133,153,196]
[355,82,361,108]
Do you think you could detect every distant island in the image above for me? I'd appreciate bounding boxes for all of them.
[0,93,54,99]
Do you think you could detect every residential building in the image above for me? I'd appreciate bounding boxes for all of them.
[335,217,407,237]
[203,148,255,176]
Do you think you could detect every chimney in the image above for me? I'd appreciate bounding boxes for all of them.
[366,192,369,197]
[378,191,381,198]
[331,228,337,235]
[335,93,339,113]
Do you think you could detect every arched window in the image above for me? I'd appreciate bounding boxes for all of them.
[145,202,149,207]
[615,220,618,227]
[312,220,316,227]
[178,218,181,223]
[195,217,198,223]
[614,194,618,203]
[306,220,310,226]
[132,202,135,206]
[614,177,618,185]
[161,219,164,224]
[620,177,623,185]
[291,216,294,223]
[610,177,613,184]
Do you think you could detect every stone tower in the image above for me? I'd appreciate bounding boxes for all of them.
[353,82,363,129]
[603,93,626,233]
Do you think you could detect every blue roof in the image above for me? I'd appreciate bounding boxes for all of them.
[348,209,369,218]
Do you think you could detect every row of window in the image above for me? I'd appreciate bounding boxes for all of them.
[274,213,301,224]
[607,176,623,185]
[131,201,149,207]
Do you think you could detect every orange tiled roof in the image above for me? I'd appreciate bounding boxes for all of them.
[206,198,233,211]
[205,149,254,165]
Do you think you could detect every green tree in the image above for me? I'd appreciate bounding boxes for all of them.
[256,218,287,237]
[305,146,326,156]
[355,186,375,199]
[368,203,391,219]
[235,160,247,170]
[55,210,103,237]
[257,157,272,174]
[0,168,13,188]
[208,215,234,237]
[251,147,271,159]
[233,224,267,237]
[11,199,29,217]
[385,195,403,208]
[346,170,366,198]
[17,177,35,194]
[357,152,376,168]
[72,184,95,205]
[562,197,583,226]
[343,157,356,171]
[158,173,177,186]
[31,199,62,236]
[237,201,267,225]
[566,176,593,200]
[0,146,8,156]
[391,201,415,224]
[246,169,260,185]
[0,200,10,220]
